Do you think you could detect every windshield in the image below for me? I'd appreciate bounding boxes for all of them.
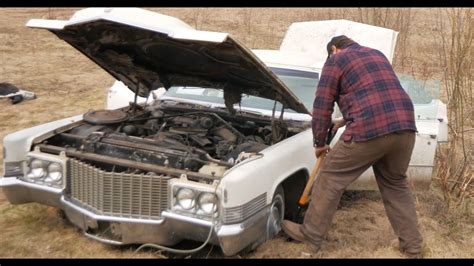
[163,67,319,113]
[398,74,441,104]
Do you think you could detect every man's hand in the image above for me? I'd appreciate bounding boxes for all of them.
[332,117,346,133]
[315,145,330,158]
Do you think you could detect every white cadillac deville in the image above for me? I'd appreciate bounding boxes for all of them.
[0,8,447,256]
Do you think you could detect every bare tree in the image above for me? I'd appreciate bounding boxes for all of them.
[433,8,473,208]
[192,8,201,30]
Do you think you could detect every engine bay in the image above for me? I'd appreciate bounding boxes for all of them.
[38,100,309,180]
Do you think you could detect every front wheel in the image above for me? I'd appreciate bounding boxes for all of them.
[266,185,285,241]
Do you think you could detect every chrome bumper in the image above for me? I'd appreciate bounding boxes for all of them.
[0,177,269,256]
[0,176,63,207]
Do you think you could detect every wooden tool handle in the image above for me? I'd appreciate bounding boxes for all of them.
[298,153,326,206]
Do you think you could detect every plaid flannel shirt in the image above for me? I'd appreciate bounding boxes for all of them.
[312,43,417,147]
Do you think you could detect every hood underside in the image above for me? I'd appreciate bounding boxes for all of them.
[26,8,309,114]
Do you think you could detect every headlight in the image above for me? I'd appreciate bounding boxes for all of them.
[171,182,219,218]
[46,163,63,182]
[176,188,196,210]
[23,156,65,188]
[198,193,217,214]
[27,159,46,179]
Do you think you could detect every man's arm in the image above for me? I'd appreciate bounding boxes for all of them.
[332,116,346,133]
[312,59,342,148]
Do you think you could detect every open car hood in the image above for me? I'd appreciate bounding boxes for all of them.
[279,19,399,69]
[26,8,309,114]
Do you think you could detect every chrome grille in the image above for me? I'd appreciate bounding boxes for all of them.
[66,159,170,220]
[222,193,267,224]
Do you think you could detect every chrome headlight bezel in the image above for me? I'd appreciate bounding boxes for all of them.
[170,180,219,218]
[23,153,66,189]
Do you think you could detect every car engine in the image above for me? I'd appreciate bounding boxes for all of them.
[36,100,309,181]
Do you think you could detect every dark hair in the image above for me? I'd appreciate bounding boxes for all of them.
[326,35,355,60]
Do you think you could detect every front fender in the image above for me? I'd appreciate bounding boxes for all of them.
[220,129,314,208]
[3,115,83,163]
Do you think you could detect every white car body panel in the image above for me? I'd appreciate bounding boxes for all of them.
[28,8,227,44]
[280,19,398,69]
[413,100,448,142]
[251,50,320,71]
[3,115,82,163]
[106,81,165,110]
[221,130,315,207]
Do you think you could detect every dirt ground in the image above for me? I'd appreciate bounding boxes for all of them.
[0,8,472,258]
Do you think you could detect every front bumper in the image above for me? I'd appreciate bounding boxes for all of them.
[0,177,269,256]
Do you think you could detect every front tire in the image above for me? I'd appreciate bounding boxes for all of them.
[266,185,285,241]
[238,186,286,256]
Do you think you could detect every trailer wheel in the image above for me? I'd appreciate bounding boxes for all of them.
[10,95,23,104]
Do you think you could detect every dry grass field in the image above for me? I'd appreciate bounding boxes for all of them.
[0,8,472,258]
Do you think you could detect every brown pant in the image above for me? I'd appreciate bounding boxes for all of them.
[301,130,423,254]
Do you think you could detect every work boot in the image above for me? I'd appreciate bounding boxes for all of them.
[391,239,423,258]
[282,220,306,242]
[282,220,321,253]
[400,248,423,259]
